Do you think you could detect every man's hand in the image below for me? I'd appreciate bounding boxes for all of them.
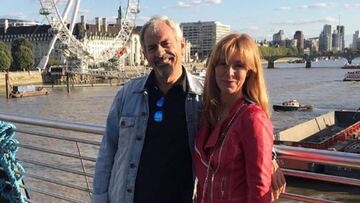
[271,159,286,201]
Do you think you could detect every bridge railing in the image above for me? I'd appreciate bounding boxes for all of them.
[0,112,359,202]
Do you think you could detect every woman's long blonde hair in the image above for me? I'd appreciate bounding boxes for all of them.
[202,33,270,129]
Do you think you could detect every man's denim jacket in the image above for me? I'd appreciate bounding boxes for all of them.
[92,70,203,203]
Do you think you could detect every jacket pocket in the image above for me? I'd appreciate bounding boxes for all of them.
[119,116,136,128]
[118,116,136,148]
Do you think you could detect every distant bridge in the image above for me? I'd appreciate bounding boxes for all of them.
[262,50,360,68]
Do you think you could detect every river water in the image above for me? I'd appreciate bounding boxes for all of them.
[0,59,359,202]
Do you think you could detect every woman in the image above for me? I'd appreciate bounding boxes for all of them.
[194,33,273,203]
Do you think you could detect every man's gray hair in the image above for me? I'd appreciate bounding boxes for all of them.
[140,16,183,51]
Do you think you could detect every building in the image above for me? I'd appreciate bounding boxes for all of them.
[337,25,345,51]
[0,18,40,27]
[184,40,192,64]
[293,30,304,51]
[305,37,319,53]
[0,19,62,66]
[319,24,332,52]
[284,39,297,49]
[0,15,143,68]
[352,30,359,49]
[332,30,340,51]
[180,21,230,59]
[331,25,345,51]
[323,24,332,36]
[353,30,360,50]
[272,30,285,46]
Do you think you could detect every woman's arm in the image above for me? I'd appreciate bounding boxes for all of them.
[242,108,273,203]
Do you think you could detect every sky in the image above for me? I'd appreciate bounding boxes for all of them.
[1,0,360,46]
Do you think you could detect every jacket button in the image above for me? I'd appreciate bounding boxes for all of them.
[120,121,125,126]
[127,188,132,193]
[136,136,143,141]
[130,163,136,168]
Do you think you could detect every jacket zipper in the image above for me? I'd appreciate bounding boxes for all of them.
[210,172,215,203]
[221,176,226,199]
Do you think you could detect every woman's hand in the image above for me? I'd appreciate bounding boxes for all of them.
[271,159,286,201]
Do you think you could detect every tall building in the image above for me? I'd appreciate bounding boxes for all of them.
[353,30,360,49]
[272,30,285,46]
[337,25,345,50]
[319,24,332,52]
[323,24,332,36]
[332,30,340,51]
[305,37,319,53]
[180,21,230,59]
[293,31,304,51]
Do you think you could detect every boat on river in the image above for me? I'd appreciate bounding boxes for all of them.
[273,100,313,112]
[10,85,49,98]
[343,70,360,81]
[288,59,305,63]
[275,110,360,178]
[342,64,360,69]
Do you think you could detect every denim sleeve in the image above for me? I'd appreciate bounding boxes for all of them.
[92,90,124,203]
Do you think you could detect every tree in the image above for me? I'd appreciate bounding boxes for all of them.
[10,38,35,71]
[11,46,35,71]
[0,42,12,71]
[11,38,32,53]
[0,51,12,71]
[259,46,299,57]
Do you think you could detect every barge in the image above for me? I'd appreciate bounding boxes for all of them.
[275,110,360,178]
[10,85,49,98]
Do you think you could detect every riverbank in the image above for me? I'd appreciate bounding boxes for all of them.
[0,59,296,87]
[0,71,43,87]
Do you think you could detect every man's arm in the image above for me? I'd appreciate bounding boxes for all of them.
[91,91,123,203]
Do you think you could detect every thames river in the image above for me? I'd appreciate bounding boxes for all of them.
[0,59,359,202]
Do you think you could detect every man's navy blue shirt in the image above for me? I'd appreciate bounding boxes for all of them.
[134,70,193,203]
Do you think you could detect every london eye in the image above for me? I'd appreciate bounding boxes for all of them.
[38,0,140,69]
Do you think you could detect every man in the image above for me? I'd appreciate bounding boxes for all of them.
[92,16,285,203]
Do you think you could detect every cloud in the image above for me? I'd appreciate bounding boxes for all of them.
[248,26,260,31]
[344,3,360,9]
[79,9,90,15]
[136,16,151,25]
[272,17,337,26]
[275,6,291,11]
[170,0,222,9]
[0,13,28,20]
[300,3,336,9]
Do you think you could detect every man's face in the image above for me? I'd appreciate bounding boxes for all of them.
[143,22,185,83]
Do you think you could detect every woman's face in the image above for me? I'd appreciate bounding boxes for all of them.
[215,51,248,99]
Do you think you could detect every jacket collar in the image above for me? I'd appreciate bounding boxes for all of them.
[203,97,246,151]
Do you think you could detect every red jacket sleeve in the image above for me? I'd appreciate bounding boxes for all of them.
[240,106,273,203]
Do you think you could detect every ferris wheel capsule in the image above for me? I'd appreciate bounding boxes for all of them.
[129,4,140,14]
[49,27,58,34]
[39,8,50,15]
